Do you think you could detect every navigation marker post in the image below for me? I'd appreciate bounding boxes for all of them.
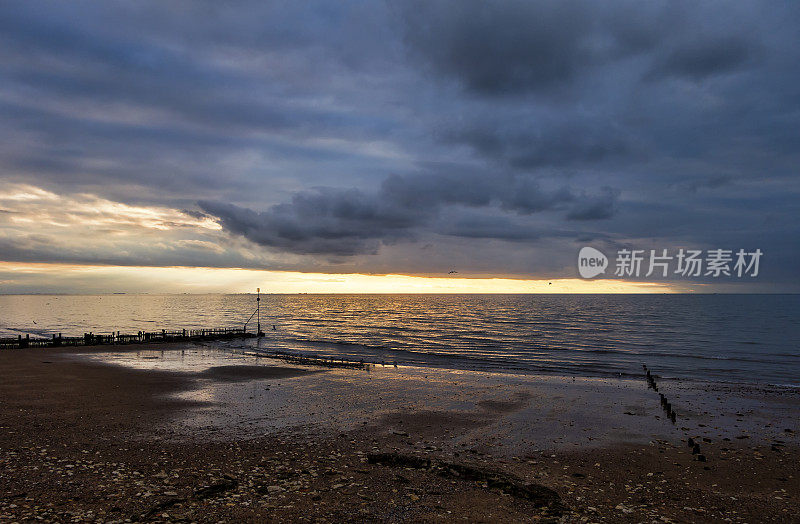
[257,287,264,337]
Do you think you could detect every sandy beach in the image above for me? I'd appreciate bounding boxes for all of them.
[1,343,798,523]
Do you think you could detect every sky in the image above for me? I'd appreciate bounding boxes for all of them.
[1,0,798,293]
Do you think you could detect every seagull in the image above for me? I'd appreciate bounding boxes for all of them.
[448,270,457,274]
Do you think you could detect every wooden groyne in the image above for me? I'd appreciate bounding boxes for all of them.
[0,327,255,350]
[253,349,366,369]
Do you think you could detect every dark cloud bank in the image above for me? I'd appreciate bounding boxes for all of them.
[1,0,799,288]
[199,172,616,256]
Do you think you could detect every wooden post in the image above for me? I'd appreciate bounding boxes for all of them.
[257,287,262,337]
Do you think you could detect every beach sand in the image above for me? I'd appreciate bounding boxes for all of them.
[0,343,798,522]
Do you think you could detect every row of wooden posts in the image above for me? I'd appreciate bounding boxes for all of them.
[0,327,254,350]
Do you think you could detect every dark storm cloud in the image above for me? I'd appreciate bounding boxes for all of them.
[565,188,618,221]
[0,0,799,289]
[200,169,616,255]
[399,0,598,95]
[442,215,543,241]
[646,37,755,81]
[378,169,579,214]
[400,1,766,95]
[0,0,407,205]
[399,0,771,177]
[398,0,687,95]
[199,191,406,257]
[444,121,634,170]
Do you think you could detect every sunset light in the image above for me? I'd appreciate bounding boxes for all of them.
[0,262,677,294]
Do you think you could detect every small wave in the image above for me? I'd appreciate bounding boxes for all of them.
[273,335,390,352]
[4,293,798,385]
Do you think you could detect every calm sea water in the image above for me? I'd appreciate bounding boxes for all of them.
[1,294,798,385]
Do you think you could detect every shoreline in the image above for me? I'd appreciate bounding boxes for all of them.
[1,343,798,521]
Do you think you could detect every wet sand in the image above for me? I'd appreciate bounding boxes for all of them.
[0,343,798,522]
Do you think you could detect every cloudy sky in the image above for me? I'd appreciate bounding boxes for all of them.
[1,0,798,293]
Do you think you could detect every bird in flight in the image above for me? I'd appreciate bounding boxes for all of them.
[448,270,457,274]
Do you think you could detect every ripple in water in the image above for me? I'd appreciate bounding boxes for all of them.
[1,294,797,385]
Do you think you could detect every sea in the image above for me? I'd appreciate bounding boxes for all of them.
[1,294,798,386]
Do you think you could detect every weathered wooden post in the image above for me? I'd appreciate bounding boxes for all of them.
[257,287,264,337]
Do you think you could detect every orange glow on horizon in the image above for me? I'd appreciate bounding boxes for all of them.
[0,262,683,294]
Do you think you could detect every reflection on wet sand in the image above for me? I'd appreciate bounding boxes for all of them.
[79,345,799,456]
[3,343,798,522]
